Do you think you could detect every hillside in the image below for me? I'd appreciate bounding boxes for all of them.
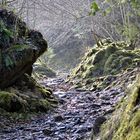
[68,39,140,91]
[91,75,140,140]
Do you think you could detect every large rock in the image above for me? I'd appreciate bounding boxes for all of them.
[0,9,57,112]
[0,8,47,88]
[33,62,56,78]
[0,73,57,112]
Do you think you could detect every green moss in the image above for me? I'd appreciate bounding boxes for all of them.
[36,84,53,99]
[87,48,98,57]
[0,91,26,112]
[30,99,50,112]
[92,49,106,65]
[133,58,140,64]
[0,74,57,113]
[120,57,132,67]
[1,44,31,71]
[126,110,140,140]
[0,20,14,48]
[92,75,140,140]
[33,63,56,78]
[83,66,94,78]
[68,40,140,90]
[112,109,140,140]
[6,44,30,52]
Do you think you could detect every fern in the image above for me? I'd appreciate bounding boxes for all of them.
[4,55,14,70]
[0,20,14,48]
[5,44,29,52]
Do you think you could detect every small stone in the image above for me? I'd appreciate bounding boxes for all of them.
[92,116,106,135]
[100,96,110,101]
[95,92,100,97]
[2,128,16,133]
[104,108,115,115]
[18,126,25,130]
[101,101,111,105]
[76,127,90,134]
[42,128,53,135]
[54,115,64,122]
[74,118,83,125]
[90,103,101,108]
[72,134,84,140]
[59,99,67,104]
[58,126,67,133]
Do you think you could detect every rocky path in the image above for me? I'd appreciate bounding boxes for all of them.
[0,77,124,140]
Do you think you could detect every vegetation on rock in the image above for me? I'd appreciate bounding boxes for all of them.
[0,1,139,140]
[0,8,57,113]
[68,40,140,91]
[0,8,47,88]
[92,74,140,140]
[0,91,26,112]
[33,60,56,79]
[0,74,57,113]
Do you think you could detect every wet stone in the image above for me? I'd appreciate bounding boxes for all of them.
[58,126,67,133]
[42,128,53,135]
[90,103,101,108]
[54,115,64,122]
[101,101,111,106]
[72,134,84,140]
[104,108,115,115]
[76,127,91,134]
[58,98,67,104]
[100,95,111,100]
[0,78,124,140]
[92,116,106,135]
[73,118,83,125]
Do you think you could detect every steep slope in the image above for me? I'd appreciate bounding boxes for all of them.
[68,39,140,91]
[91,74,140,140]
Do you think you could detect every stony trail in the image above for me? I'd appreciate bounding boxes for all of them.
[0,77,124,140]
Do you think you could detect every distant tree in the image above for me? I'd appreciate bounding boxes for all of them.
[90,0,140,46]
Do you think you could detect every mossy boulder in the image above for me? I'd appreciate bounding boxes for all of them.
[0,9,57,113]
[68,40,140,90]
[0,74,57,112]
[33,62,56,78]
[0,91,26,112]
[0,8,47,88]
[91,75,140,140]
[29,99,50,112]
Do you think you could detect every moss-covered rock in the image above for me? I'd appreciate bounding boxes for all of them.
[29,99,50,112]
[0,74,57,113]
[0,91,26,112]
[68,40,140,90]
[91,74,140,140]
[33,62,56,78]
[0,9,57,113]
[0,8,47,88]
